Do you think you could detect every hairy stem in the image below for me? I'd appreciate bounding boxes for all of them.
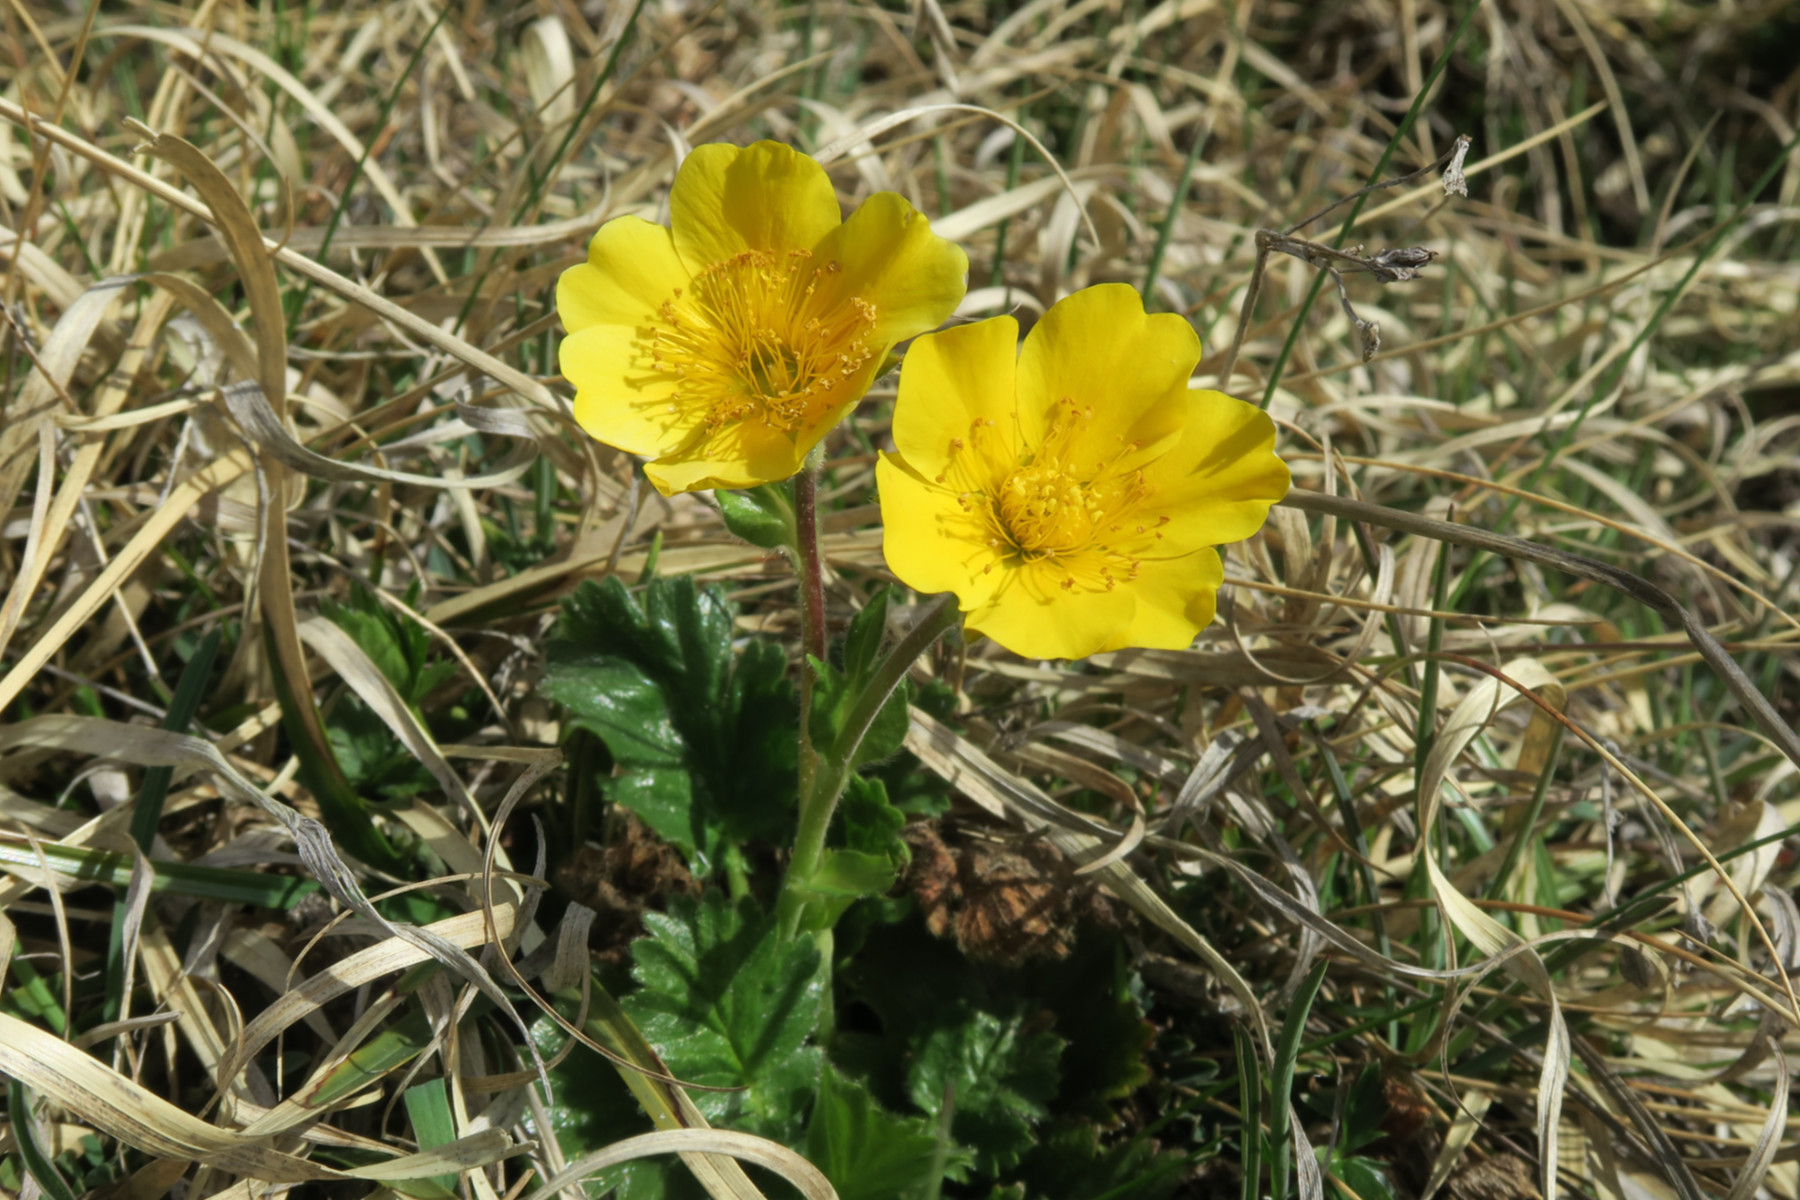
[778,593,960,940]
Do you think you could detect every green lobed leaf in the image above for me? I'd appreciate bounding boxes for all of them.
[809,850,900,898]
[1013,1121,1186,1200]
[322,581,456,706]
[327,700,438,805]
[809,589,911,771]
[543,576,797,876]
[1015,936,1155,1120]
[906,1007,1065,1177]
[1331,1155,1397,1200]
[835,912,1163,1182]
[319,583,466,808]
[839,774,907,865]
[805,1063,943,1200]
[623,891,824,1142]
[796,776,910,932]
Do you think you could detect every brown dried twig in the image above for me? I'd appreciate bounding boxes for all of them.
[1216,134,1472,381]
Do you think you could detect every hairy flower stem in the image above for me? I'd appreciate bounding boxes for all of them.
[778,593,960,941]
[793,465,829,669]
[791,462,830,877]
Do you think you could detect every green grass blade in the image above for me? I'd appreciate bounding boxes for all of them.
[7,1081,77,1200]
[1268,960,1329,1200]
[1236,1025,1263,1200]
[0,836,319,908]
[402,1077,463,1195]
[106,628,220,1021]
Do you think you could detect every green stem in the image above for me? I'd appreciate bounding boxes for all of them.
[778,593,960,939]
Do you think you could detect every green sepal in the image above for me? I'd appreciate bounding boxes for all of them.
[717,482,796,551]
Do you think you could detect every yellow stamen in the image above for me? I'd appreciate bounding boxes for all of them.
[650,249,877,437]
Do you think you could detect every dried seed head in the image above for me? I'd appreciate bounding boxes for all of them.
[1356,316,1382,362]
[1370,246,1438,283]
[1443,133,1473,198]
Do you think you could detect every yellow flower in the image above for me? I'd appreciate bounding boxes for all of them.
[556,141,969,495]
[877,284,1290,660]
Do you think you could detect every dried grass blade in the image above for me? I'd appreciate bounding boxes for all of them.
[0,447,255,715]
[7,1080,78,1200]
[0,98,558,413]
[101,26,430,258]
[3,289,178,677]
[296,616,483,826]
[523,1129,836,1200]
[218,383,539,489]
[1413,658,1573,1200]
[1418,1088,1492,1200]
[0,276,135,654]
[225,906,517,1100]
[1279,490,1800,772]
[129,125,335,854]
[0,1010,345,1182]
[1722,1043,1788,1200]
[813,104,1098,248]
[553,983,783,1200]
[0,715,545,1094]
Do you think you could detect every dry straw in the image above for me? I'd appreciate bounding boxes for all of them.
[3,2,1799,1200]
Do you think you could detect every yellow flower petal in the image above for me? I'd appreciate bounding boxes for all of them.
[556,217,689,334]
[1142,389,1291,548]
[1112,548,1224,650]
[812,193,969,348]
[890,315,1021,478]
[963,561,1136,661]
[1015,282,1198,449]
[556,141,969,495]
[668,141,843,274]
[645,419,804,495]
[877,283,1288,660]
[876,454,1005,607]
[562,324,686,458]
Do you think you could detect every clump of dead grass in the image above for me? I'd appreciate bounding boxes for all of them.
[2,1,1799,1199]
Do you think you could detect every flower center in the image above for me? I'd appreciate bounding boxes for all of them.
[650,249,877,435]
[938,399,1169,592]
[996,462,1100,560]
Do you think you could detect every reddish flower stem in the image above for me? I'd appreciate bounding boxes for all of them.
[793,464,829,668]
